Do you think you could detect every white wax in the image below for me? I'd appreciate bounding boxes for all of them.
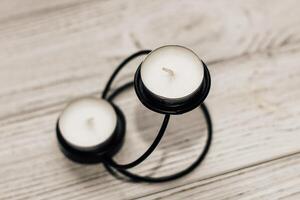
[140,45,204,99]
[59,97,117,150]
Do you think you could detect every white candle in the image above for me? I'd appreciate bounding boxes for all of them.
[58,97,117,151]
[140,45,204,99]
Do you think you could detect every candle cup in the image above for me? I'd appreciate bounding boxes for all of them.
[134,61,211,115]
[56,101,126,164]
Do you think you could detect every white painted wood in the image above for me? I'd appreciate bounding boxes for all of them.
[140,153,300,200]
[0,0,299,199]
[0,0,87,23]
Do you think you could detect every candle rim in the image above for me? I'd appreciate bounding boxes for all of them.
[58,97,117,150]
[140,45,204,99]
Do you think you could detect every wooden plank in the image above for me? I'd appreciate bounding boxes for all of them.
[0,1,299,101]
[0,0,300,122]
[0,47,299,200]
[138,153,300,200]
[0,0,300,199]
[0,0,86,23]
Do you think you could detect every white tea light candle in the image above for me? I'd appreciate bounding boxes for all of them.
[140,45,204,99]
[59,97,117,151]
[134,45,210,114]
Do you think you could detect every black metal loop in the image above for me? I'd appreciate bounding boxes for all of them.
[102,50,171,169]
[103,82,213,182]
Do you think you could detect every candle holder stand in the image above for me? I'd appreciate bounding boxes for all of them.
[56,49,213,183]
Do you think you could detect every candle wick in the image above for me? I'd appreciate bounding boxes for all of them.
[162,67,175,77]
[86,117,95,129]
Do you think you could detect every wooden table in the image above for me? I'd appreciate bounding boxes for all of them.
[0,0,299,199]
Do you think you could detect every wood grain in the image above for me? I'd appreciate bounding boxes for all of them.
[138,153,300,200]
[0,0,299,199]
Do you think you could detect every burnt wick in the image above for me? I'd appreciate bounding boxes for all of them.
[162,67,175,77]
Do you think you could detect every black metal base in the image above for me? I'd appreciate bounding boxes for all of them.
[56,104,126,164]
[134,61,211,115]
[104,82,213,183]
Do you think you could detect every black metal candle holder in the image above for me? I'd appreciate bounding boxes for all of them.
[56,49,213,183]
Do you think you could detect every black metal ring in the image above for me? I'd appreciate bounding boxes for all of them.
[104,83,213,182]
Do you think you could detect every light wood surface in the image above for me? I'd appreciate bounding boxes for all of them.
[0,0,299,199]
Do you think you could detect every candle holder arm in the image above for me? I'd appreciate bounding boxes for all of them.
[104,102,212,183]
[103,81,171,170]
[102,50,170,170]
[102,50,151,99]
